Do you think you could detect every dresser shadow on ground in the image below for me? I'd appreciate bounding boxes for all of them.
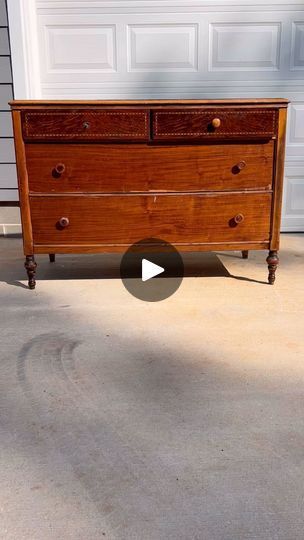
[0,238,267,288]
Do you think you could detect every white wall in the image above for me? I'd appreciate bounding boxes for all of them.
[7,0,304,230]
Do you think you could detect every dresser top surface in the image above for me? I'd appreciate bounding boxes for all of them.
[10,98,289,110]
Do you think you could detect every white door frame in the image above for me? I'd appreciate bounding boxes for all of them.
[7,0,41,98]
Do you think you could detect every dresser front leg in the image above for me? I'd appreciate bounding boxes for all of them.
[241,250,248,259]
[266,250,279,285]
[49,253,55,263]
[25,255,37,290]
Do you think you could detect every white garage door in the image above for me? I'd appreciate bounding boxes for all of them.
[8,0,304,231]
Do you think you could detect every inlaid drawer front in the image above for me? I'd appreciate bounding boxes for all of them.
[22,109,149,142]
[30,193,271,245]
[26,142,274,193]
[152,109,277,140]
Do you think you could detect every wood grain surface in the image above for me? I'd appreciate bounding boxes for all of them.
[10,98,289,108]
[26,142,274,193]
[30,193,272,245]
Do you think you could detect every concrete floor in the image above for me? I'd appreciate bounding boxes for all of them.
[0,234,303,540]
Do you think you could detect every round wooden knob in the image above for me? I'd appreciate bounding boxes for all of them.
[211,118,221,129]
[58,217,69,228]
[236,160,246,171]
[233,213,244,224]
[54,163,65,175]
[83,121,90,130]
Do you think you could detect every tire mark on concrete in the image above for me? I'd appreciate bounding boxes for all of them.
[17,333,201,539]
[58,339,205,538]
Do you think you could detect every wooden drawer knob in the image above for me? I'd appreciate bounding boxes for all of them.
[53,163,65,176]
[236,160,246,171]
[58,217,69,228]
[211,118,221,129]
[233,213,245,224]
[83,121,90,130]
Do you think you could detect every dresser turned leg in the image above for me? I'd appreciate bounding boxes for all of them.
[266,250,279,285]
[241,250,249,259]
[25,255,37,290]
[49,253,55,263]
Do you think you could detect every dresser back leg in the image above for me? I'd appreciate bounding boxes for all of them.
[266,250,279,285]
[25,256,37,289]
[49,254,55,263]
[241,250,249,259]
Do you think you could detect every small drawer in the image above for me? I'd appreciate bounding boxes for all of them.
[22,109,150,142]
[152,108,277,140]
[30,192,271,245]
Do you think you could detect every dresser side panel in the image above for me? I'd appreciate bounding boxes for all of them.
[271,107,287,250]
[12,110,33,254]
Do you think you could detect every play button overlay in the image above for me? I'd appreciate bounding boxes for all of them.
[142,259,164,282]
[120,238,184,302]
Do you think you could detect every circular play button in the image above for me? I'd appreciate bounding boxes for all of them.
[120,238,184,302]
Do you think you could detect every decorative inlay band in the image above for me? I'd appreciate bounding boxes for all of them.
[24,111,148,138]
[154,110,276,136]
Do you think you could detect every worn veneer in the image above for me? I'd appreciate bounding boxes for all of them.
[26,142,274,193]
[10,98,288,289]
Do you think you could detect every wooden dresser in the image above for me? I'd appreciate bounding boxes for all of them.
[10,99,288,289]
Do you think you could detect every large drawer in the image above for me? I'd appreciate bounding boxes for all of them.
[152,108,277,140]
[30,193,271,245]
[26,142,274,193]
[22,109,149,142]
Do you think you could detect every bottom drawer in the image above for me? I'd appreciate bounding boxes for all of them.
[30,193,271,245]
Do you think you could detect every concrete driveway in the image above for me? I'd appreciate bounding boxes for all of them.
[0,234,303,539]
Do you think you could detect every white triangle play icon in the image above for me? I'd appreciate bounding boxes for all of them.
[142,258,165,282]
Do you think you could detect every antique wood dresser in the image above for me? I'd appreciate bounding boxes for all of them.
[10,99,288,289]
